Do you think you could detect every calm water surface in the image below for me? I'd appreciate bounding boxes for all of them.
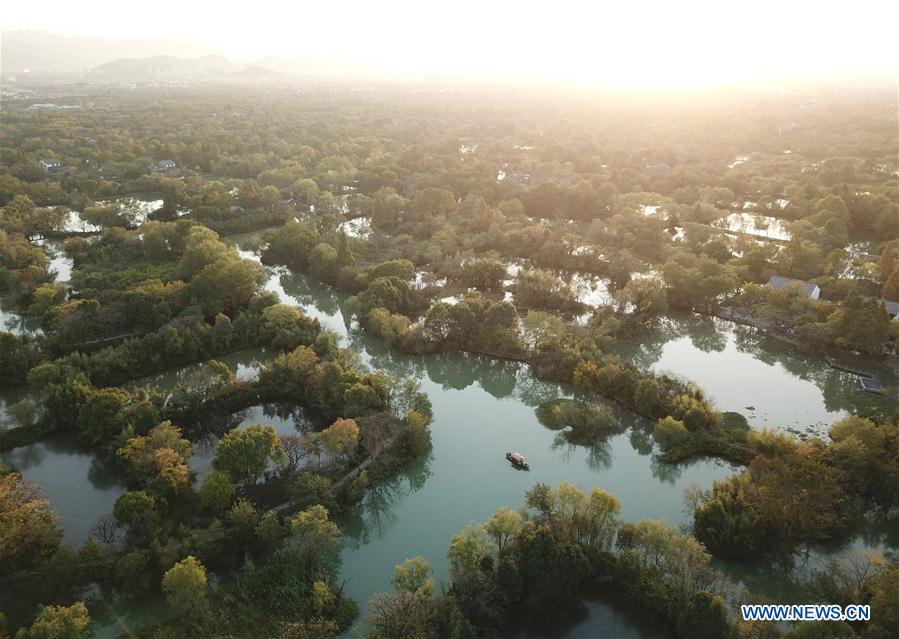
[0,239,71,335]
[0,432,126,546]
[6,230,895,638]
[612,314,894,436]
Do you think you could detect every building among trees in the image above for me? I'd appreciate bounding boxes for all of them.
[767,275,821,300]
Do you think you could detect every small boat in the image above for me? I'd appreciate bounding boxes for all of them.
[506,451,530,470]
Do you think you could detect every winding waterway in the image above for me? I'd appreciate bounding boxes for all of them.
[4,229,896,638]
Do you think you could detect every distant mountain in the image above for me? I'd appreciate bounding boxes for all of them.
[1,30,215,75]
[1,30,379,84]
[90,54,241,82]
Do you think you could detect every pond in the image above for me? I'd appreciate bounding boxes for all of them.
[135,347,270,391]
[29,238,75,285]
[96,194,164,226]
[716,212,791,242]
[0,301,42,336]
[501,259,615,311]
[132,348,302,478]
[62,210,101,233]
[337,216,373,239]
[0,385,36,430]
[611,314,894,436]
[0,432,127,546]
[55,195,165,233]
[0,239,72,336]
[0,347,280,550]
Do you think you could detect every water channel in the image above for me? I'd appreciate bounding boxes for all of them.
[3,229,895,637]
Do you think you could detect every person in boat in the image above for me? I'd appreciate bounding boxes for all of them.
[506,451,529,469]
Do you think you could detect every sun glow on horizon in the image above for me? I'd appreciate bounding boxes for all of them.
[4,0,898,87]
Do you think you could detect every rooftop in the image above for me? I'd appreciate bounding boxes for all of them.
[858,377,884,393]
[767,276,818,297]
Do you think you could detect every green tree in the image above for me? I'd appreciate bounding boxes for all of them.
[0,333,42,386]
[177,226,233,279]
[263,221,321,271]
[200,470,236,513]
[162,556,207,612]
[291,472,336,511]
[76,387,131,445]
[676,592,734,639]
[459,258,507,290]
[864,563,899,638]
[16,603,91,639]
[212,424,286,487]
[876,242,896,287]
[655,416,689,449]
[448,524,493,577]
[366,259,415,283]
[662,252,736,311]
[286,505,341,573]
[226,498,259,537]
[884,270,899,300]
[514,525,590,601]
[613,277,668,321]
[113,490,159,534]
[319,418,360,460]
[833,293,890,355]
[485,506,523,552]
[525,483,555,519]
[116,551,152,595]
[367,591,434,639]
[509,269,581,311]
[357,276,420,316]
[392,556,434,596]
[336,233,355,268]
[256,512,288,546]
[190,257,265,319]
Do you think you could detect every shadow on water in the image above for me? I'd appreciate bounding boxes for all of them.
[507,583,673,639]
[341,454,433,549]
[278,269,347,321]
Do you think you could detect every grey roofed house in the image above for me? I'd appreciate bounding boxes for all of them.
[767,275,820,300]
[858,376,884,393]
[39,158,62,172]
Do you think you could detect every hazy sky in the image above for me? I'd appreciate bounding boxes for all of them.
[5,0,898,86]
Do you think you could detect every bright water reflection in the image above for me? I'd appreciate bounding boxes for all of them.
[612,314,894,436]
